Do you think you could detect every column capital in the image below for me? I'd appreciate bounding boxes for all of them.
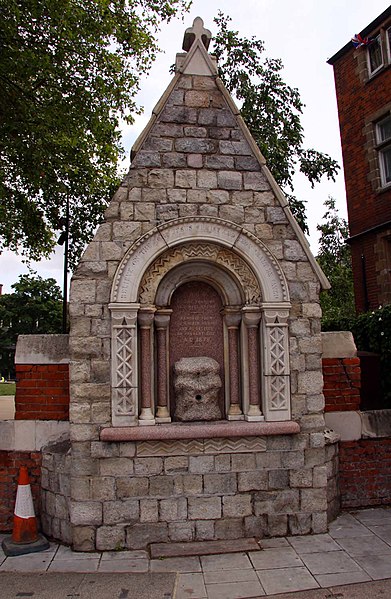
[222,308,242,328]
[138,307,156,328]
[242,306,261,327]
[155,309,173,330]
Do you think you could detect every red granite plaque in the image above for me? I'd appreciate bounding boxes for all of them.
[169,281,225,416]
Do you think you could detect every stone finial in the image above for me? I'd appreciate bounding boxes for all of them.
[182,17,211,52]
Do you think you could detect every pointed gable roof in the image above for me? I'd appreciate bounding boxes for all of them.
[130,17,329,291]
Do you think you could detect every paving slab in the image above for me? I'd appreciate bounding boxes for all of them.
[98,558,149,572]
[256,566,319,595]
[314,569,371,587]
[0,553,52,572]
[205,579,265,598]
[367,524,391,544]
[335,533,391,556]
[300,550,363,575]
[150,538,259,559]
[354,553,391,580]
[100,549,148,560]
[249,547,303,570]
[286,533,341,554]
[176,572,207,599]
[150,556,201,572]
[54,545,101,560]
[328,513,372,538]
[203,568,259,584]
[352,507,391,525]
[48,558,100,572]
[200,552,253,572]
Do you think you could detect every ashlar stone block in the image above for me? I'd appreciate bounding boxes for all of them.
[126,522,169,549]
[140,499,158,523]
[159,497,187,522]
[117,477,149,499]
[188,497,221,520]
[71,501,102,525]
[223,495,252,518]
[96,525,125,551]
[103,499,139,524]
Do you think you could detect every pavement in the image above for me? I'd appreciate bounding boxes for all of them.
[2,508,391,598]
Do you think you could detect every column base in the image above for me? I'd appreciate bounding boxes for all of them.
[227,414,245,421]
[139,407,155,425]
[245,414,265,422]
[156,417,172,423]
[156,406,170,419]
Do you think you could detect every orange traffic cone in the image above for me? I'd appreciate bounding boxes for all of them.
[2,466,49,556]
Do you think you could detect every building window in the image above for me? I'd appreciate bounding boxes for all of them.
[387,27,391,62]
[367,34,384,75]
[376,115,391,186]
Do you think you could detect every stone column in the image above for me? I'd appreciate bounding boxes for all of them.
[223,309,243,420]
[242,307,263,421]
[155,309,172,423]
[138,307,156,425]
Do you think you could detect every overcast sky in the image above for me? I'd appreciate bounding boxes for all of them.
[1,0,389,294]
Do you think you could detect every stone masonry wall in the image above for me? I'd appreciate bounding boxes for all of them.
[40,440,71,545]
[69,435,333,552]
[69,69,328,550]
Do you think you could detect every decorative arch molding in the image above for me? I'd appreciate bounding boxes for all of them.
[139,242,261,306]
[111,217,290,304]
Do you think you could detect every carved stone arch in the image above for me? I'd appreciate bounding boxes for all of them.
[154,260,244,307]
[111,217,290,304]
[138,241,261,306]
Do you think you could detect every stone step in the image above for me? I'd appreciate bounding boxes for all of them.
[149,538,260,559]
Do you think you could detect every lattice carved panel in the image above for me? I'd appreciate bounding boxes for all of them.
[113,387,136,417]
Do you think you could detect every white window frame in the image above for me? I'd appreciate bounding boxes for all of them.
[367,34,384,76]
[387,26,391,63]
[376,115,391,188]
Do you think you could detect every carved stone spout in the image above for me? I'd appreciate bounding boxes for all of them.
[173,357,222,421]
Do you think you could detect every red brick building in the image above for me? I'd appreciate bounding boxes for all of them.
[328,7,391,312]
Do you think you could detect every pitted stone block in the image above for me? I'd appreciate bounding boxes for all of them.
[173,357,222,421]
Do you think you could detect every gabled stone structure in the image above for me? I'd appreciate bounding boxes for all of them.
[68,18,337,551]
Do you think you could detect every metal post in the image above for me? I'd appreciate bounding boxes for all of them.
[62,195,69,333]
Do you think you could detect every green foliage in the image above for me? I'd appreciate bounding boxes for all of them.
[0,273,63,377]
[212,12,339,232]
[351,305,391,405]
[0,0,190,268]
[316,197,355,330]
[0,382,16,395]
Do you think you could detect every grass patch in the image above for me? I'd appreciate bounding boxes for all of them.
[0,382,16,396]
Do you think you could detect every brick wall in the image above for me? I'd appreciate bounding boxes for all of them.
[0,451,42,532]
[15,364,69,420]
[322,357,361,412]
[339,439,391,508]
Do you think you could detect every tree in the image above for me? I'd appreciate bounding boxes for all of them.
[0,273,63,378]
[212,12,339,232]
[316,197,355,329]
[0,0,189,268]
